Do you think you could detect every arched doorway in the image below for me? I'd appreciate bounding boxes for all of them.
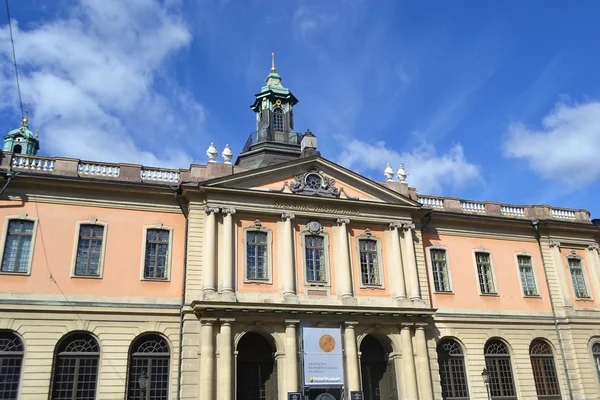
[360,335,398,400]
[237,332,278,400]
[12,145,22,154]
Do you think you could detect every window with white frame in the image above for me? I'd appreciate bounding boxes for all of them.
[517,255,538,296]
[1,220,34,273]
[430,248,451,292]
[305,235,326,283]
[272,108,284,132]
[358,238,380,286]
[143,229,170,280]
[568,258,589,298]
[475,252,496,294]
[74,224,104,277]
[246,231,268,280]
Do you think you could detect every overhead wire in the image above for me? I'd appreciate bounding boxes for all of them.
[5,0,24,119]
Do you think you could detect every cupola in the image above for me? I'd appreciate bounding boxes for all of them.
[3,109,40,155]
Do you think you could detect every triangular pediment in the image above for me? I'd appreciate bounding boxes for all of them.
[203,156,420,207]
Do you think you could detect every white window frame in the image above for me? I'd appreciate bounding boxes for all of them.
[0,214,38,276]
[243,224,273,284]
[301,226,331,287]
[426,245,454,293]
[355,233,385,288]
[566,255,592,300]
[70,219,108,279]
[140,223,173,282]
[472,249,498,295]
[514,252,540,297]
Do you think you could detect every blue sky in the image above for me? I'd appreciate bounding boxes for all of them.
[1,0,600,217]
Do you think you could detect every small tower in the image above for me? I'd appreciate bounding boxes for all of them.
[3,109,39,155]
[235,53,302,168]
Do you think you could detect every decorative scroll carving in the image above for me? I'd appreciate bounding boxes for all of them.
[336,217,350,225]
[205,206,220,215]
[402,223,416,231]
[549,241,561,248]
[222,207,236,215]
[281,212,295,221]
[307,221,322,234]
[288,168,340,198]
[253,219,262,229]
[339,187,359,200]
[364,228,372,237]
[269,182,289,193]
[389,221,402,230]
[588,243,600,253]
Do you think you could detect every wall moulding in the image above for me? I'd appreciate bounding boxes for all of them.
[273,202,359,215]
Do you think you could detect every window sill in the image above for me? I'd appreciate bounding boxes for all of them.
[434,290,454,295]
[305,282,331,288]
[574,297,594,302]
[141,277,170,282]
[244,279,273,285]
[523,294,541,298]
[360,285,385,290]
[480,293,499,297]
[71,274,102,279]
[0,270,30,276]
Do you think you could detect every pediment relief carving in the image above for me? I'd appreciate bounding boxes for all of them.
[269,167,358,199]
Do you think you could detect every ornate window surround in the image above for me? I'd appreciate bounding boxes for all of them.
[436,337,470,400]
[472,248,499,296]
[425,244,454,294]
[513,251,541,298]
[0,330,25,400]
[70,218,108,279]
[0,214,38,276]
[242,220,273,284]
[565,254,593,300]
[354,230,385,289]
[588,338,600,388]
[300,221,331,287]
[139,223,173,282]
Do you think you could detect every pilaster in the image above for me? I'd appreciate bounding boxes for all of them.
[344,322,360,396]
[200,318,217,400]
[402,223,421,301]
[400,325,418,400]
[285,320,300,393]
[221,208,236,298]
[336,217,355,302]
[414,326,433,399]
[217,318,234,400]
[586,243,600,299]
[203,207,220,296]
[281,212,298,303]
[389,222,407,302]
[549,241,573,309]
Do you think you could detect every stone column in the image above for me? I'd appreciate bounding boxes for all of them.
[221,208,236,295]
[403,223,421,301]
[344,323,361,394]
[414,326,433,399]
[200,319,216,400]
[203,206,220,294]
[586,243,600,299]
[550,241,572,308]
[285,320,299,393]
[218,319,234,400]
[389,222,407,300]
[281,212,296,298]
[337,217,353,298]
[400,326,418,400]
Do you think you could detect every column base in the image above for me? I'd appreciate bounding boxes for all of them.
[202,290,219,301]
[394,297,412,307]
[219,291,237,302]
[283,293,300,304]
[410,298,427,307]
[341,296,357,306]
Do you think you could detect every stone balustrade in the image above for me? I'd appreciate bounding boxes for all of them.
[11,156,55,172]
[501,206,525,216]
[78,162,121,177]
[460,201,485,212]
[140,168,180,183]
[417,196,443,208]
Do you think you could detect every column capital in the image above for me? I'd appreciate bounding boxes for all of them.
[200,317,218,325]
[549,240,561,248]
[205,206,220,215]
[389,221,403,230]
[285,319,301,326]
[222,207,236,216]
[588,243,600,252]
[219,317,236,325]
[281,211,295,221]
[344,321,359,327]
[402,223,416,231]
[336,217,350,225]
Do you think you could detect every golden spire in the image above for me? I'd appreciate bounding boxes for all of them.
[22,104,30,127]
[271,52,276,73]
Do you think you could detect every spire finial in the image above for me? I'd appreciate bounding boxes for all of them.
[22,104,30,127]
[271,52,276,73]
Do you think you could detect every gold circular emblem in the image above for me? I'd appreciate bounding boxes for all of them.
[319,334,335,353]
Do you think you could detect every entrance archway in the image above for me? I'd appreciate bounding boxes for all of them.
[236,332,278,400]
[360,335,398,400]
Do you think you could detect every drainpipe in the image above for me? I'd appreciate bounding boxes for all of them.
[173,185,189,400]
[531,220,574,400]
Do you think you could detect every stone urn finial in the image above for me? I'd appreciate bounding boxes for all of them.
[397,163,407,183]
[384,163,394,182]
[222,144,233,164]
[206,142,218,163]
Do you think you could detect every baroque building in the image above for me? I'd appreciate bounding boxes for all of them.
[0,58,599,400]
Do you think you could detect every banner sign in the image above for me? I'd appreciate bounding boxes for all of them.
[350,391,364,400]
[302,327,344,387]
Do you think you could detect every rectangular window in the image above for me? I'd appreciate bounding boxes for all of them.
[74,224,104,276]
[246,231,268,280]
[144,229,170,280]
[359,239,380,285]
[476,252,496,294]
[1,220,34,273]
[305,235,326,283]
[430,249,450,292]
[517,255,538,296]
[568,258,589,298]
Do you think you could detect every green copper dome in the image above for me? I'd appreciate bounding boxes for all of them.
[3,114,40,155]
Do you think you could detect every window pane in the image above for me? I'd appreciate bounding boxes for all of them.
[476,252,495,294]
[127,336,170,400]
[0,332,24,400]
[51,334,99,400]
[568,259,589,298]
[359,239,379,286]
[75,225,104,276]
[246,231,268,280]
[431,249,450,292]
[273,108,284,132]
[144,229,170,279]
[305,235,325,282]
[517,255,537,296]
[1,220,34,273]
[437,339,468,399]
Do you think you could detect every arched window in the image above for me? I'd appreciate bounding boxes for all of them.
[592,342,600,383]
[272,108,284,132]
[484,339,516,400]
[12,145,22,154]
[127,334,170,400]
[530,340,560,399]
[0,331,24,399]
[437,339,469,399]
[51,332,99,399]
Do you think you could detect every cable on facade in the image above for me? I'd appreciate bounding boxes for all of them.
[5,0,24,119]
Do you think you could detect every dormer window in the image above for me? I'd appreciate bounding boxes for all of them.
[273,107,284,132]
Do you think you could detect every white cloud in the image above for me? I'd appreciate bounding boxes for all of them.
[504,101,600,187]
[337,139,482,194]
[0,0,203,167]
